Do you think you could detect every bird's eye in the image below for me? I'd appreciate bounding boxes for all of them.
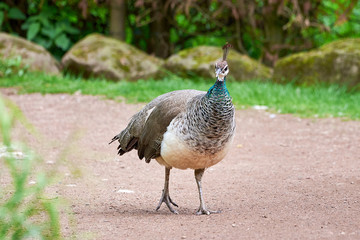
[224,66,228,71]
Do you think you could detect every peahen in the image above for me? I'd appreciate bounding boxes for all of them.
[109,43,235,215]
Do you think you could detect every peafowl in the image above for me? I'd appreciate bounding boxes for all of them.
[110,43,235,215]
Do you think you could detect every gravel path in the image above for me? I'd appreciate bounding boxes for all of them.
[2,90,360,239]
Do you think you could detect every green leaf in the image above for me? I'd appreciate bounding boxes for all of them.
[0,12,4,27]
[64,25,80,35]
[21,16,39,30]
[8,7,26,20]
[41,27,56,39]
[54,25,63,36]
[35,36,52,49]
[54,34,70,51]
[38,15,51,28]
[27,22,40,40]
[0,3,9,11]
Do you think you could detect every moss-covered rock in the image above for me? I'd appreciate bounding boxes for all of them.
[0,32,61,74]
[273,38,360,89]
[61,34,164,81]
[164,46,272,81]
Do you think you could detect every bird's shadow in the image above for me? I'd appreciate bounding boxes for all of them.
[107,204,208,217]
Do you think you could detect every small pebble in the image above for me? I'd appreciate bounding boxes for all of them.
[117,189,134,194]
[253,105,268,110]
[269,114,276,119]
[66,184,77,187]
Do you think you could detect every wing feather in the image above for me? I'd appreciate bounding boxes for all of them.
[110,90,205,163]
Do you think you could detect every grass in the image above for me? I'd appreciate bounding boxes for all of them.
[0,71,359,120]
[0,97,61,239]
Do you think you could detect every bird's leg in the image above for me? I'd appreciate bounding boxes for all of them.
[156,167,179,214]
[194,168,221,215]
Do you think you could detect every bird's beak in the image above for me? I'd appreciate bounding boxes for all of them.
[215,68,221,78]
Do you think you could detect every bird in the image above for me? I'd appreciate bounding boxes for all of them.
[109,43,235,215]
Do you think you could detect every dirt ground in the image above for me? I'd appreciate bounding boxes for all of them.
[1,89,360,239]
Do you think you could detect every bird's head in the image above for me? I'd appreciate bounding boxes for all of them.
[215,61,229,82]
[215,43,232,82]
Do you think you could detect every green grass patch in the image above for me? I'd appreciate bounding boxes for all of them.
[0,72,359,120]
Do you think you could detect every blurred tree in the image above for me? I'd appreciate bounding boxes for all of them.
[130,0,172,57]
[148,0,171,58]
[174,0,320,65]
[110,0,126,40]
[164,0,359,65]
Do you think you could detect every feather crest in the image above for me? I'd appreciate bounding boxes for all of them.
[222,42,232,61]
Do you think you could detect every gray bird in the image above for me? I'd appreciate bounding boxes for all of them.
[110,43,235,215]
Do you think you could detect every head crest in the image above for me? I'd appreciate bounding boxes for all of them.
[222,42,232,61]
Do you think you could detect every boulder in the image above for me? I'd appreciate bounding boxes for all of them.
[62,34,164,81]
[0,32,61,75]
[164,46,272,81]
[273,38,360,89]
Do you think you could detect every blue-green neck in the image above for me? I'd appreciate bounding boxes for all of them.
[206,77,230,98]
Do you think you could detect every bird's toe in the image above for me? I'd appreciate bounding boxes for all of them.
[156,190,179,214]
[196,207,221,215]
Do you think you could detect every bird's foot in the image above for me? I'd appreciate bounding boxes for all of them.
[156,189,179,214]
[196,206,221,215]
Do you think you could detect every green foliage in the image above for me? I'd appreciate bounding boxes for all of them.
[1,0,360,62]
[171,11,228,51]
[303,0,360,47]
[0,3,26,31]
[0,56,29,77]
[0,71,359,120]
[21,4,80,59]
[0,97,61,239]
[126,0,360,63]
[7,7,26,20]
[1,0,109,59]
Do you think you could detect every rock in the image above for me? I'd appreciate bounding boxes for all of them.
[0,32,61,75]
[62,34,164,81]
[164,46,272,81]
[273,38,360,89]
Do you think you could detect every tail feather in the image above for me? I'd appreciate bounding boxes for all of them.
[118,148,126,155]
[110,133,138,156]
[109,134,120,145]
[125,137,138,152]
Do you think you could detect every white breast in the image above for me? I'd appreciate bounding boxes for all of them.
[157,121,233,170]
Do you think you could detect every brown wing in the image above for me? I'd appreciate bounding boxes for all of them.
[138,90,205,162]
[110,90,205,163]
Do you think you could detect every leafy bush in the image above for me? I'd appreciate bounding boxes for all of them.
[1,0,359,62]
[1,0,109,59]
[0,3,26,31]
[0,97,61,239]
[21,3,82,59]
[303,0,360,47]
[21,5,80,55]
